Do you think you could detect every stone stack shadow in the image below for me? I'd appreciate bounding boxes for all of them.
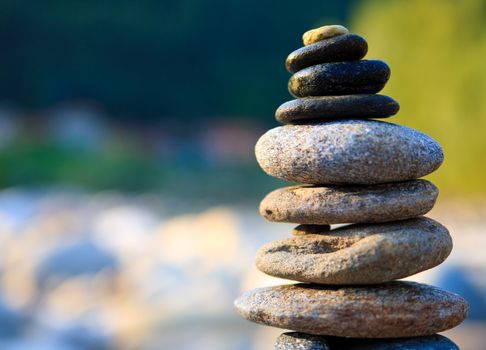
[235,25,469,349]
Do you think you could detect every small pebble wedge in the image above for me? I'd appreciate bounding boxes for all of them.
[234,282,469,338]
[288,60,390,97]
[255,120,443,185]
[256,217,452,284]
[276,332,330,350]
[292,224,331,235]
[276,332,459,350]
[286,34,368,73]
[260,180,438,224]
[275,95,399,124]
[303,25,349,45]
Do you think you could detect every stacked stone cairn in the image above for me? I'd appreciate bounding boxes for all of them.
[235,25,469,349]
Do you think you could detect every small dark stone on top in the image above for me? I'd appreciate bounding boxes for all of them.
[286,34,368,73]
[288,60,390,97]
[276,95,399,124]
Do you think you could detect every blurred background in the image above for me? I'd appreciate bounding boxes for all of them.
[0,0,485,349]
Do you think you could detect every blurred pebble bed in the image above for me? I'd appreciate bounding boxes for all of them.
[0,188,484,350]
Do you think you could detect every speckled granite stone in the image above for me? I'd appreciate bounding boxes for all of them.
[302,25,349,46]
[288,60,390,97]
[277,333,459,350]
[255,120,444,185]
[259,180,438,224]
[275,95,399,124]
[276,332,330,350]
[256,217,452,284]
[326,334,460,349]
[234,282,469,338]
[286,34,368,73]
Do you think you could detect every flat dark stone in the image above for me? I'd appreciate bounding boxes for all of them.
[276,332,459,350]
[286,34,368,73]
[288,60,390,97]
[276,95,399,124]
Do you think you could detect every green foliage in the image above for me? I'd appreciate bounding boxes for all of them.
[0,0,354,121]
[351,0,486,195]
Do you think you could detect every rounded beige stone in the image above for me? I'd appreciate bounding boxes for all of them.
[256,217,452,284]
[302,25,349,45]
[234,282,469,338]
[260,180,438,224]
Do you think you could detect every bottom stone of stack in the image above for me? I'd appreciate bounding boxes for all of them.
[275,332,459,350]
[234,282,468,338]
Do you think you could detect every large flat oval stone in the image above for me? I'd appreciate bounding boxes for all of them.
[255,217,452,284]
[275,95,399,124]
[259,180,438,224]
[255,120,444,185]
[286,34,368,73]
[234,282,469,338]
[288,60,390,97]
[276,332,459,350]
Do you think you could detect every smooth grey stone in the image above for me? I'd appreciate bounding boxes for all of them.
[276,333,459,350]
[234,282,469,338]
[256,217,452,284]
[259,180,438,224]
[288,60,390,97]
[255,120,444,185]
[286,34,368,73]
[275,95,399,124]
[326,334,459,349]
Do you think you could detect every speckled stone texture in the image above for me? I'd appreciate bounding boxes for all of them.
[275,95,399,124]
[275,332,330,350]
[326,334,460,349]
[288,60,390,97]
[302,25,349,46]
[255,217,452,284]
[234,282,469,338]
[259,180,438,224]
[277,333,459,350]
[286,34,368,73]
[255,120,444,185]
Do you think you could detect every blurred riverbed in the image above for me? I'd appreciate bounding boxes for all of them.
[0,189,484,349]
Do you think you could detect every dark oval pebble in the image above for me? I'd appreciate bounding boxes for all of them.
[286,34,368,73]
[275,94,399,124]
[288,60,390,97]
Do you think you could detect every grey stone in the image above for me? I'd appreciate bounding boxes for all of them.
[234,281,469,338]
[259,180,438,224]
[288,60,390,97]
[256,217,452,284]
[275,332,330,350]
[327,334,459,349]
[276,333,459,350]
[286,34,368,73]
[255,120,444,185]
[275,95,399,124]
